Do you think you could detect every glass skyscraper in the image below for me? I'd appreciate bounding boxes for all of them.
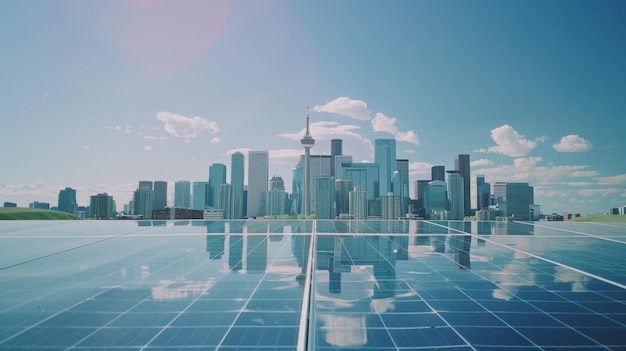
[57,187,77,215]
[247,151,269,218]
[424,180,448,218]
[192,181,209,210]
[174,181,191,208]
[342,162,379,201]
[231,151,245,218]
[153,181,167,210]
[454,154,471,216]
[315,177,335,219]
[209,163,227,208]
[447,171,465,220]
[375,139,396,197]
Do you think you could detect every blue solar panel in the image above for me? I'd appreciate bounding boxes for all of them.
[1,220,626,350]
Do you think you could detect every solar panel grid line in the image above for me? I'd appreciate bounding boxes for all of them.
[71,235,233,349]
[0,233,217,348]
[521,221,626,246]
[211,234,295,351]
[298,221,314,351]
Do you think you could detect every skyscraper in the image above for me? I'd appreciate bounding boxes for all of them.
[335,179,353,216]
[447,171,465,220]
[431,165,445,182]
[375,139,396,197]
[424,180,448,219]
[217,183,235,219]
[153,181,167,210]
[330,139,342,177]
[315,177,335,219]
[247,151,269,218]
[174,181,191,208]
[394,159,410,216]
[476,174,491,210]
[300,108,315,216]
[90,193,115,219]
[231,151,245,218]
[454,154,471,216]
[209,163,227,208]
[133,188,153,219]
[192,181,209,210]
[266,176,288,216]
[341,162,379,201]
[57,187,77,215]
[349,187,368,219]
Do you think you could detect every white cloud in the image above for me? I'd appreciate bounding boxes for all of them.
[371,113,419,145]
[596,174,626,185]
[553,135,593,152]
[125,125,132,134]
[570,170,599,177]
[479,124,538,157]
[156,111,219,140]
[82,145,91,150]
[210,137,222,144]
[144,146,153,151]
[471,158,494,167]
[312,97,371,121]
[577,188,622,197]
[269,149,304,165]
[278,121,371,145]
[513,157,543,167]
[115,125,121,131]
[144,136,168,141]
[404,149,415,154]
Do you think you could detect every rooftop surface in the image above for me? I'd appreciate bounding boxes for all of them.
[1,220,625,350]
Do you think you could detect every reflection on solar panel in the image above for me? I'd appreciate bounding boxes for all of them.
[1,220,625,350]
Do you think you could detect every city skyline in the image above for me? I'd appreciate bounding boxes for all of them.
[1,1,625,215]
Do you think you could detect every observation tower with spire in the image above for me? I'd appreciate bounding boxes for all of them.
[300,106,315,216]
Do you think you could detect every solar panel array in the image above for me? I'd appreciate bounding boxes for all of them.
[1,220,625,350]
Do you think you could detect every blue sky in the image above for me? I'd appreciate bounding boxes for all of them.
[1,0,625,215]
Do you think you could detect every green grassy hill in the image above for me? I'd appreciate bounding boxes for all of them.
[569,215,626,223]
[0,208,81,220]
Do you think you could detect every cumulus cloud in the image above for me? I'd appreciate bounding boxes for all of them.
[210,137,222,144]
[144,136,168,141]
[570,170,599,177]
[553,135,593,152]
[156,111,219,140]
[513,157,543,167]
[371,113,419,145]
[313,97,371,121]
[477,124,538,157]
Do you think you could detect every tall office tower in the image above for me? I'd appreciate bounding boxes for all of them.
[335,179,353,216]
[375,139,397,197]
[334,155,352,180]
[57,187,77,215]
[270,175,285,191]
[291,157,304,216]
[342,162,380,201]
[476,174,491,210]
[381,193,401,220]
[454,154,471,216]
[153,181,167,210]
[492,181,533,220]
[446,171,465,220]
[300,108,315,215]
[174,181,191,208]
[330,139,343,176]
[292,154,332,215]
[394,159,410,216]
[414,179,431,208]
[315,177,336,219]
[133,187,153,219]
[424,180,448,219]
[209,163,227,207]
[431,165,445,182]
[266,175,288,216]
[349,186,368,219]
[90,193,115,219]
[138,181,153,190]
[217,183,235,219]
[192,181,209,210]
[247,151,269,218]
[231,151,245,218]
